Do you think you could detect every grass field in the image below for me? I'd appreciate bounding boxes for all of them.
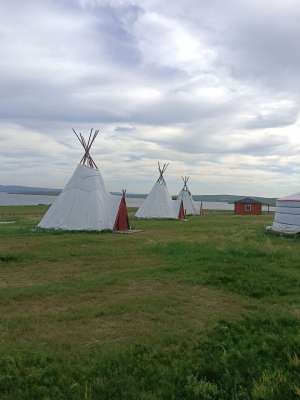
[1,206,300,399]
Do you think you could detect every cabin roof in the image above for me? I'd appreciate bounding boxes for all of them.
[234,197,261,204]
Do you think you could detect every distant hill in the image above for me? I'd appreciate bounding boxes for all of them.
[191,194,277,206]
[111,192,146,198]
[0,185,61,196]
[0,185,277,205]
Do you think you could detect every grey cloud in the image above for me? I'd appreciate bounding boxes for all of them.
[235,140,286,157]
[244,112,299,130]
[114,126,137,132]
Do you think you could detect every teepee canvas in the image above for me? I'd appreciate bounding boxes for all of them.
[135,162,177,219]
[38,129,129,231]
[177,176,198,215]
[267,192,300,234]
[113,190,130,231]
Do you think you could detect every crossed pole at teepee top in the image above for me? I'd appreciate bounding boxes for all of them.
[157,161,169,183]
[73,128,99,169]
[182,176,190,191]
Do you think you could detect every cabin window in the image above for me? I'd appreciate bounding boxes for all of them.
[245,204,251,213]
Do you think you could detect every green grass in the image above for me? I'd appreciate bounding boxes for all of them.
[1,314,300,399]
[149,242,300,299]
[1,206,300,399]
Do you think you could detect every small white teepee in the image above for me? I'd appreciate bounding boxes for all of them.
[267,192,300,234]
[177,176,198,215]
[38,129,129,231]
[135,162,178,219]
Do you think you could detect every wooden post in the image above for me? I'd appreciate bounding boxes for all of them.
[200,201,204,216]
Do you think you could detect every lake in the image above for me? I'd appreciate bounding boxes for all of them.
[0,193,275,212]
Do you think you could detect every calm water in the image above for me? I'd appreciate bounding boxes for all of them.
[0,193,55,206]
[0,193,275,211]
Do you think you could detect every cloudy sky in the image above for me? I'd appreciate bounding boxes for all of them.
[1,0,300,196]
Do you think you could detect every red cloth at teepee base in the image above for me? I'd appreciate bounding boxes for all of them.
[178,200,185,220]
[114,193,130,231]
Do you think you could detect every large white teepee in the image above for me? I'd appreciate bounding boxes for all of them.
[135,162,178,219]
[38,129,129,231]
[267,192,300,234]
[177,176,198,215]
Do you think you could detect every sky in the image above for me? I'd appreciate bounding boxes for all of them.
[1,0,300,196]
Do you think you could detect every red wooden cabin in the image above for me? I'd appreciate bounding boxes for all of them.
[234,197,262,215]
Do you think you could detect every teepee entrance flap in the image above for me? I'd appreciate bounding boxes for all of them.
[178,199,186,220]
[114,190,130,231]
